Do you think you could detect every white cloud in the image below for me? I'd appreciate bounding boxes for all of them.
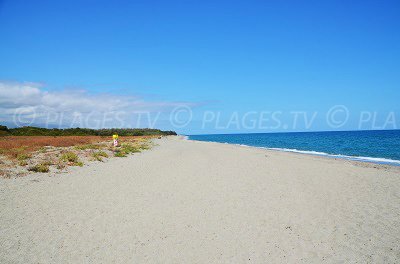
[0,81,195,129]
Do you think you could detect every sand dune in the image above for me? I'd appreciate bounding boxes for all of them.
[1,136,399,263]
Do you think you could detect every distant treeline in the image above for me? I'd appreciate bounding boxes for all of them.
[0,125,177,137]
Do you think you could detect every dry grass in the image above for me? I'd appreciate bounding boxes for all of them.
[0,136,152,159]
[0,136,105,157]
[0,135,159,178]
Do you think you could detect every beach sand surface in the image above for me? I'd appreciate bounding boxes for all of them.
[1,136,399,263]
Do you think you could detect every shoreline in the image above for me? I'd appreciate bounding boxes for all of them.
[1,136,400,262]
[185,137,400,167]
[184,138,400,173]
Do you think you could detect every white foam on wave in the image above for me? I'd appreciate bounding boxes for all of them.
[265,147,400,166]
[224,142,400,166]
[188,137,400,166]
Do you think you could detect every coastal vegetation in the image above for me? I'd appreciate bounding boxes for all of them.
[28,163,50,173]
[60,152,83,166]
[0,125,171,178]
[0,125,176,137]
[92,151,108,161]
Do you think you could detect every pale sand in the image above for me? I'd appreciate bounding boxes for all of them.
[1,136,400,263]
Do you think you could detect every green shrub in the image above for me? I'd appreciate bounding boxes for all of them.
[92,151,108,161]
[42,160,53,166]
[38,147,48,153]
[121,145,140,154]
[74,144,102,150]
[4,125,176,136]
[60,152,83,166]
[138,143,151,150]
[60,152,79,163]
[19,160,28,166]
[28,163,49,173]
[114,150,127,157]
[17,153,31,161]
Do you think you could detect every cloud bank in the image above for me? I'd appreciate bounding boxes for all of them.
[0,81,194,129]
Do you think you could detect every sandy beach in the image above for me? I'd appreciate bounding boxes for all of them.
[1,136,399,263]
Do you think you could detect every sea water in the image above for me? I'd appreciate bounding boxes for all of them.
[188,130,400,166]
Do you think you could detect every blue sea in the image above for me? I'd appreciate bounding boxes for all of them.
[188,130,400,166]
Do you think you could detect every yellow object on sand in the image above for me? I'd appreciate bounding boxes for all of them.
[113,134,118,140]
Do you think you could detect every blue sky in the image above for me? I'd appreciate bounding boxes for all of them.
[0,0,399,134]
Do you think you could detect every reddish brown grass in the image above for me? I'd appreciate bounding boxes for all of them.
[0,136,152,159]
